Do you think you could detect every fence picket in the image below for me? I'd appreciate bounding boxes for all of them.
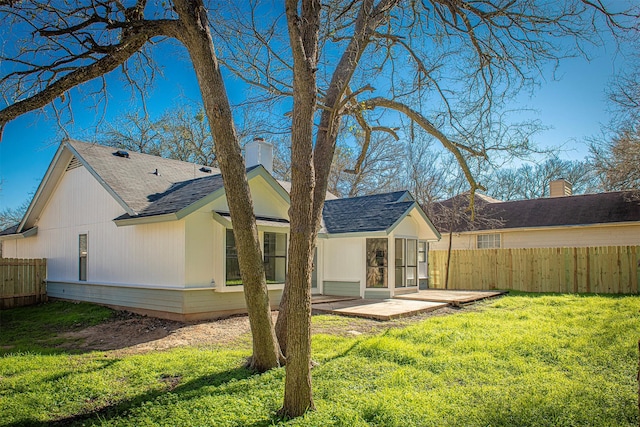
[428,246,640,294]
[0,258,47,309]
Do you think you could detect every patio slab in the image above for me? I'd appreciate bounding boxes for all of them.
[312,298,448,321]
[311,295,361,304]
[394,289,506,306]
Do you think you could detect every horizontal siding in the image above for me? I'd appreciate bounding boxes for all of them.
[323,281,360,297]
[183,289,282,312]
[364,289,391,299]
[48,281,184,313]
[48,281,284,319]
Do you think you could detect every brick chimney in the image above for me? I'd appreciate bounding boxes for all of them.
[245,137,274,174]
[549,179,572,197]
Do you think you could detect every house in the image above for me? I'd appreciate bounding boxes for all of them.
[0,139,440,320]
[429,180,640,251]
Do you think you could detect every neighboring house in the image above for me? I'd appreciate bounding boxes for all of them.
[429,180,640,251]
[0,139,440,320]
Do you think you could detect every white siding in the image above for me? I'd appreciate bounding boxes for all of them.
[322,237,364,284]
[184,211,215,287]
[431,223,640,250]
[4,166,186,287]
[393,214,420,237]
[209,175,289,219]
[184,175,290,290]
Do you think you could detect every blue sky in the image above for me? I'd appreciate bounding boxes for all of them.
[0,30,628,212]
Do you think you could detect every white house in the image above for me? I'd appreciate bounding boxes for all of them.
[1,139,440,320]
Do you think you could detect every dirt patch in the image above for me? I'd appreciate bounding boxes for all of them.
[59,311,261,354]
[59,304,477,355]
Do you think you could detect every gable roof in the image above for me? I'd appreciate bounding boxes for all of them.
[11,139,294,231]
[321,190,440,239]
[5,139,439,240]
[67,139,222,215]
[322,191,410,234]
[431,191,640,233]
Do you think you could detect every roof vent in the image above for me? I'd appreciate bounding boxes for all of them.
[66,156,82,171]
[113,150,130,158]
[153,168,160,176]
[200,166,212,173]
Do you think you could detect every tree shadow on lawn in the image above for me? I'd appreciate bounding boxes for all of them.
[6,366,277,427]
[0,303,216,356]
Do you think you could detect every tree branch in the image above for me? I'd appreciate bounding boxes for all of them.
[361,96,487,197]
[0,19,179,136]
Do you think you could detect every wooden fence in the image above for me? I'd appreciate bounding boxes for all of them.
[429,246,640,294]
[0,258,47,309]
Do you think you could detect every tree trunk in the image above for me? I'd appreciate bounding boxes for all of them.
[278,0,320,417]
[445,229,453,289]
[174,0,282,372]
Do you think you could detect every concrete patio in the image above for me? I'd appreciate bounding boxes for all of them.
[395,289,507,306]
[312,289,506,320]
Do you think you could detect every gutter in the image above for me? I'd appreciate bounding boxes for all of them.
[0,227,38,241]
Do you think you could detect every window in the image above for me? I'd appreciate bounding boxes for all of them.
[226,229,288,286]
[366,238,388,288]
[396,238,418,287]
[418,241,427,263]
[418,241,428,279]
[264,232,287,283]
[395,239,405,287]
[79,234,87,281]
[477,234,501,249]
[406,239,417,287]
[225,229,242,286]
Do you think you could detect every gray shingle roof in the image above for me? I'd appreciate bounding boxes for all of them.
[431,191,640,233]
[322,191,415,234]
[115,174,226,219]
[0,224,19,236]
[11,140,424,235]
[68,139,220,215]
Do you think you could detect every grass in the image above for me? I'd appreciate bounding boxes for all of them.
[0,295,638,426]
[0,301,114,355]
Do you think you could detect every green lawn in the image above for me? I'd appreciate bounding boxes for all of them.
[1,295,638,426]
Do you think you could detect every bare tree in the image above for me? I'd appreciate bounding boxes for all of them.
[1,0,637,419]
[426,190,505,288]
[0,0,282,374]
[590,42,640,191]
[98,111,164,157]
[485,158,600,200]
[275,1,636,415]
[156,107,217,165]
[0,200,28,232]
[590,126,640,191]
[329,133,403,197]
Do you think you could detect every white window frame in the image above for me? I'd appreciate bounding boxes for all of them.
[395,237,418,288]
[222,227,289,292]
[477,233,501,249]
